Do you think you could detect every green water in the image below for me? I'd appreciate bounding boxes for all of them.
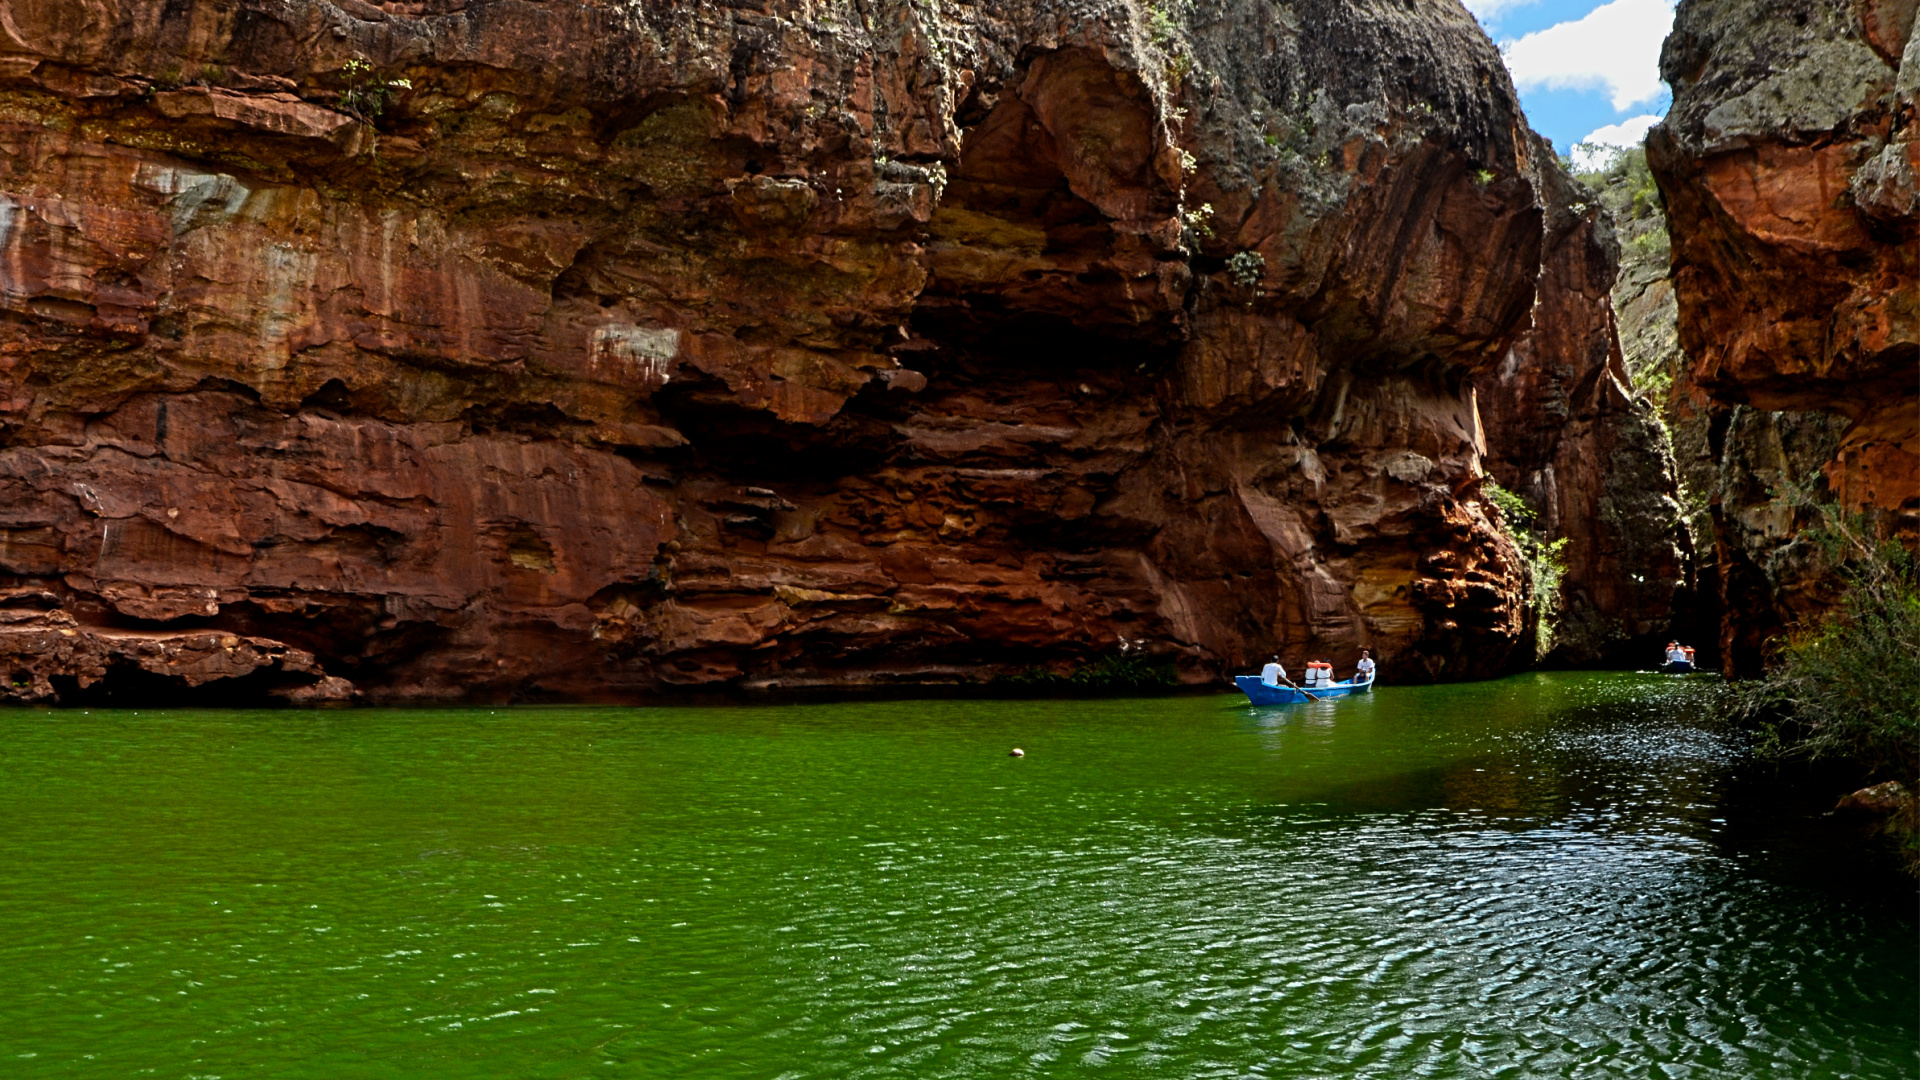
[1,673,1913,1078]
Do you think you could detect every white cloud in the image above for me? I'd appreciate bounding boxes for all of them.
[1501,0,1675,111]
[1571,114,1662,168]
[1462,0,1540,22]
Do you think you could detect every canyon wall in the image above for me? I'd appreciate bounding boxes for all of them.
[0,0,1685,703]
[1648,0,1919,674]
[1474,155,1693,667]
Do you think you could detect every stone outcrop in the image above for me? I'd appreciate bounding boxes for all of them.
[1648,0,1919,674]
[0,0,1686,702]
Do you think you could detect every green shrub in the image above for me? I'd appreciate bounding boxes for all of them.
[999,652,1177,691]
[1632,356,1673,400]
[337,58,412,123]
[1144,0,1190,45]
[1574,145,1664,228]
[1226,250,1265,288]
[1730,498,1920,870]
[1180,201,1213,240]
[1627,228,1668,260]
[1140,0,1194,81]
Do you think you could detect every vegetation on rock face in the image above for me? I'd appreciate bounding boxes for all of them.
[1729,493,1920,872]
[335,58,411,124]
[1573,146,1672,397]
[1573,144,1660,215]
[1142,0,1195,80]
[998,647,1178,691]
[1226,250,1265,288]
[1486,483,1569,659]
[1180,200,1214,240]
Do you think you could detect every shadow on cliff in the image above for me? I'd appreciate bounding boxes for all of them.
[46,665,323,708]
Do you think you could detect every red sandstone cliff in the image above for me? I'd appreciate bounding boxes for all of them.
[0,0,1685,702]
[1648,0,1919,674]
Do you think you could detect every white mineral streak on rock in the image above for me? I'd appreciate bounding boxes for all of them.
[1469,386,1488,460]
[134,164,253,235]
[259,243,317,370]
[0,192,16,294]
[588,324,680,391]
[1296,447,1328,486]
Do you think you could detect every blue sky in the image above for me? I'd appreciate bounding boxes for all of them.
[1467,0,1676,164]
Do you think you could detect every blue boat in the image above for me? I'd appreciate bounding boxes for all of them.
[1235,674,1373,705]
[1659,659,1695,674]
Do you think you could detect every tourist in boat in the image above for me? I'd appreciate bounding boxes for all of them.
[1355,649,1375,683]
[1663,641,1694,673]
[1260,655,1286,687]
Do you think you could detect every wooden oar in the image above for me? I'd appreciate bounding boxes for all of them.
[1281,672,1320,701]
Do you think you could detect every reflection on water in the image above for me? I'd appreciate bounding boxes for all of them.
[0,673,1912,1078]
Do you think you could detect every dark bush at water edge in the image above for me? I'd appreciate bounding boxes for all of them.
[1728,498,1920,873]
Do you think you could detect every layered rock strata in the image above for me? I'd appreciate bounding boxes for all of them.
[0,0,1684,702]
[1649,0,1920,674]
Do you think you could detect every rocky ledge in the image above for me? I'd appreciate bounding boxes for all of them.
[0,0,1687,703]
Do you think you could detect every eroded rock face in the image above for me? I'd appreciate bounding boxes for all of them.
[0,0,1683,701]
[1649,0,1919,674]
[1476,154,1694,666]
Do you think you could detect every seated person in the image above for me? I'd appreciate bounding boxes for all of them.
[1355,649,1376,682]
[1260,655,1286,686]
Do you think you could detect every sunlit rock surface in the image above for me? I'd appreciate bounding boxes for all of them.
[0,0,1685,701]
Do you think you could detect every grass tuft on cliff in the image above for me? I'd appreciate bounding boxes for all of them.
[1729,498,1920,872]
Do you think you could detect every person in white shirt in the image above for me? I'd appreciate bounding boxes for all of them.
[1666,642,1689,664]
[1355,649,1376,683]
[1260,655,1286,686]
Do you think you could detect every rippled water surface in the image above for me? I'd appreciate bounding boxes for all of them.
[2,673,1914,1078]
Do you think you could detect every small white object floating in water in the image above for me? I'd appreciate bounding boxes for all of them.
[1009,748,1025,757]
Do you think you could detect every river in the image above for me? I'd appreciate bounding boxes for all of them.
[1,672,1913,1077]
